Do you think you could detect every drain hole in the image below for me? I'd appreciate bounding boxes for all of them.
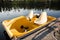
[21,25,24,29]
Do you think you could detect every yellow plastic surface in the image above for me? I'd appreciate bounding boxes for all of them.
[2,16,56,38]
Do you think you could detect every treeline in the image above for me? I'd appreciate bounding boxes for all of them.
[0,0,60,2]
[0,0,60,11]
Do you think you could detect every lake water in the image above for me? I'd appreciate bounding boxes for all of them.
[0,1,60,40]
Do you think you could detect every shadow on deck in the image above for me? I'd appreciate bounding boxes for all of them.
[32,27,54,40]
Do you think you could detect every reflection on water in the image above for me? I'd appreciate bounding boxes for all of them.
[0,1,60,40]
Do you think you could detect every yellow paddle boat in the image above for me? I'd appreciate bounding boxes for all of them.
[2,12,56,39]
